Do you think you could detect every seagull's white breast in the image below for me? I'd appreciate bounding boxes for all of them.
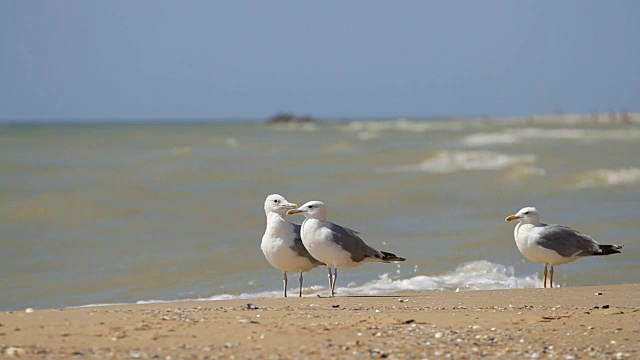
[514,223,577,265]
[261,216,317,273]
[300,219,356,268]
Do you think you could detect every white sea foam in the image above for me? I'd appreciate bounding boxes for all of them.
[464,127,640,147]
[463,132,519,146]
[329,261,541,295]
[273,122,318,132]
[225,137,239,147]
[200,261,541,301]
[379,150,536,174]
[345,119,466,135]
[356,130,379,141]
[571,168,640,189]
[517,127,586,139]
[463,128,585,147]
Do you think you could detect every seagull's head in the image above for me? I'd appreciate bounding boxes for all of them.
[286,200,326,220]
[264,194,298,215]
[505,206,540,224]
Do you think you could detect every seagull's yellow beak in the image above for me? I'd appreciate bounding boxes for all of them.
[505,215,520,222]
[287,208,302,215]
[286,203,299,210]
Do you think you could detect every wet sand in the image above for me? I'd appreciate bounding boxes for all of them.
[1,284,638,359]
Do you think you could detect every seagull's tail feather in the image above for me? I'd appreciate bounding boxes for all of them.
[594,244,623,256]
[379,251,406,262]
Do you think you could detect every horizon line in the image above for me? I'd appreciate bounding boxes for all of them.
[1,110,637,124]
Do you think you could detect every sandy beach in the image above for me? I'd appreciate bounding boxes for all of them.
[1,284,638,359]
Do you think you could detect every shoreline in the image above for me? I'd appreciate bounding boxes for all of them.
[1,284,638,359]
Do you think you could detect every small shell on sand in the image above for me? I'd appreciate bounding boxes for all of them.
[5,347,26,357]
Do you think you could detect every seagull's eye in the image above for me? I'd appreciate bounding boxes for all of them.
[308,205,314,209]
[273,199,279,204]
[523,211,529,215]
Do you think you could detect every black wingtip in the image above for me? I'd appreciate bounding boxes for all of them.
[596,244,623,255]
[380,251,406,262]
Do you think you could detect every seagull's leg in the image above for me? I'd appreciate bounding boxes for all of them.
[298,271,304,297]
[327,267,334,297]
[332,267,338,297]
[543,264,548,289]
[550,265,554,288]
[283,272,288,297]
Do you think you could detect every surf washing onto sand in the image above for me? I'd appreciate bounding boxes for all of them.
[68,261,536,308]
[195,261,540,302]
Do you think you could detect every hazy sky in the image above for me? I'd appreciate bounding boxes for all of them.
[1,1,639,121]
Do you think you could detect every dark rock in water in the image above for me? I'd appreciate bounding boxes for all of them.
[267,112,315,123]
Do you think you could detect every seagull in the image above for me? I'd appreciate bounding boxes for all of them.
[505,206,623,288]
[261,194,323,297]
[287,200,406,297]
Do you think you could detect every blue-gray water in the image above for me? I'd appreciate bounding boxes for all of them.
[1,117,638,311]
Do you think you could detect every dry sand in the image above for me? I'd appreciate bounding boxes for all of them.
[1,284,638,359]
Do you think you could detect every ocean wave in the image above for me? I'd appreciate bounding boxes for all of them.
[465,127,640,147]
[344,119,467,134]
[272,122,319,132]
[378,150,536,174]
[463,128,585,147]
[463,132,519,146]
[202,261,540,301]
[517,127,586,139]
[570,168,640,189]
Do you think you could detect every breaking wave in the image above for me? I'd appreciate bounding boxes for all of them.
[345,119,467,134]
[378,150,536,174]
[195,261,541,302]
[464,127,640,147]
[569,168,640,189]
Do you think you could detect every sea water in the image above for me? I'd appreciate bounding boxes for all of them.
[1,117,638,311]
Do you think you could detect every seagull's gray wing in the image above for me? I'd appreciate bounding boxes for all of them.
[534,223,600,257]
[290,223,324,266]
[326,221,381,263]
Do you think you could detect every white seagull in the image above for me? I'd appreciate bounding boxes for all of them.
[261,194,323,297]
[287,200,406,297]
[505,206,623,288]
